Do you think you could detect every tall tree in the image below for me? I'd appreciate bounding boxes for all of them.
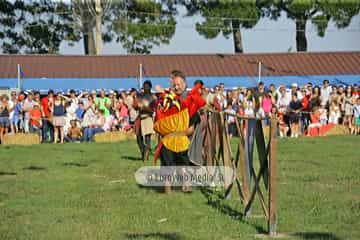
[0,0,81,54]
[71,0,177,54]
[109,0,177,54]
[261,0,360,51]
[182,0,261,53]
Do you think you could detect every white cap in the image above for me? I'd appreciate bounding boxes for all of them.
[291,83,298,88]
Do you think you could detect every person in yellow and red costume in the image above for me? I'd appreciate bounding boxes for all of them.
[153,70,206,194]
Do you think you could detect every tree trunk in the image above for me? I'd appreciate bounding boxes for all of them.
[95,0,102,55]
[232,20,243,53]
[296,18,307,52]
[87,27,96,55]
[83,33,89,55]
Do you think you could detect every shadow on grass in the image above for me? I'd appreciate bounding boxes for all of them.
[0,171,17,176]
[23,166,47,171]
[137,184,165,193]
[200,187,267,234]
[121,156,143,161]
[62,162,88,167]
[293,232,342,240]
[126,232,181,240]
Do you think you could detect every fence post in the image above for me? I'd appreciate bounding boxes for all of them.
[268,117,278,235]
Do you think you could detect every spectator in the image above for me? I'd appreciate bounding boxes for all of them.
[23,92,34,133]
[342,86,354,133]
[118,99,129,124]
[29,103,42,142]
[65,120,82,142]
[215,85,227,110]
[307,107,322,136]
[244,89,255,117]
[126,88,138,125]
[328,101,341,124]
[277,111,289,138]
[288,93,302,138]
[82,109,106,142]
[12,94,24,133]
[75,101,85,122]
[0,94,13,143]
[95,89,111,118]
[41,90,54,143]
[269,84,278,102]
[224,104,236,137]
[321,80,332,108]
[9,91,17,134]
[277,87,290,113]
[34,91,41,104]
[290,83,303,100]
[319,107,328,125]
[82,95,97,128]
[262,91,273,117]
[353,98,360,135]
[255,81,266,112]
[310,86,321,110]
[352,84,359,99]
[300,88,311,132]
[52,94,67,144]
[219,82,227,99]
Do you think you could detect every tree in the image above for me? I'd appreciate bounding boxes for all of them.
[109,0,177,54]
[0,0,81,54]
[261,0,360,51]
[182,0,262,53]
[71,0,177,54]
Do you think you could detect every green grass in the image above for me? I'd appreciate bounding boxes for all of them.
[0,136,359,240]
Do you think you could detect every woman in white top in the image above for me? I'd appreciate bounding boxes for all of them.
[243,89,255,117]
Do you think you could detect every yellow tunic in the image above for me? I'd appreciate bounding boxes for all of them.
[153,109,190,153]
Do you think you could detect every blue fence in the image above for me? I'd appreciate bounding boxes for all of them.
[1,74,359,92]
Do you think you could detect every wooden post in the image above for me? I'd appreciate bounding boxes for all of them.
[268,117,278,235]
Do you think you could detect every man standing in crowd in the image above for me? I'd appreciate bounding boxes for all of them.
[321,80,332,108]
[41,90,54,143]
[136,80,156,161]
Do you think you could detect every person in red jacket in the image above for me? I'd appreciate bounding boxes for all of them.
[301,88,311,134]
[154,71,206,194]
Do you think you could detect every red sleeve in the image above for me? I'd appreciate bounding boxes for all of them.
[181,83,206,117]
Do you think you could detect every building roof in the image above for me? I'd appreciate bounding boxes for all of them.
[1,51,360,79]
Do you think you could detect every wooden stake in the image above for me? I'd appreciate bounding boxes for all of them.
[268,117,278,235]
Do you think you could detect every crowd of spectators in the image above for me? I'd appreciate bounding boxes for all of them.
[0,79,359,144]
[210,80,360,137]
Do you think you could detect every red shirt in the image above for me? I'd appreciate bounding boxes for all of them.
[302,95,310,111]
[310,112,320,124]
[41,96,53,117]
[30,109,42,127]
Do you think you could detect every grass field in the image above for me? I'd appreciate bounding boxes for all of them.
[0,136,359,240]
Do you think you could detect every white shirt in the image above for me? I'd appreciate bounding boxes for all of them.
[321,86,332,106]
[8,100,15,120]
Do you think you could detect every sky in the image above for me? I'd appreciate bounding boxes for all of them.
[59,6,360,55]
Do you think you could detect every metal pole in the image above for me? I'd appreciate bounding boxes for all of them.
[17,64,21,90]
[139,63,142,89]
[258,61,261,83]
